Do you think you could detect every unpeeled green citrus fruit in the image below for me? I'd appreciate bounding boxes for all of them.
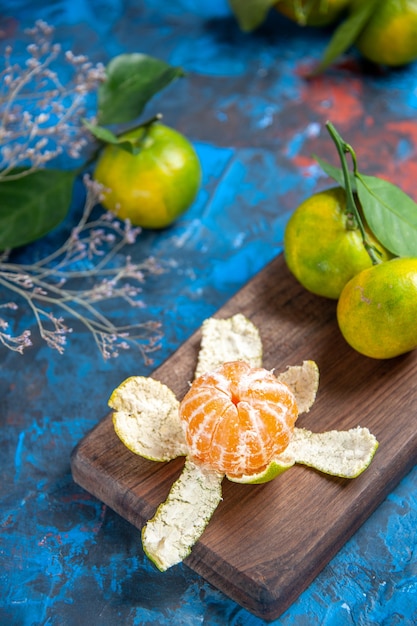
[275,0,351,26]
[284,186,391,299]
[355,0,417,66]
[94,122,201,229]
[337,257,417,359]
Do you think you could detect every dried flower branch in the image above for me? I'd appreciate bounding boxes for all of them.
[0,176,165,361]
[0,19,106,180]
[0,302,32,353]
[0,21,179,361]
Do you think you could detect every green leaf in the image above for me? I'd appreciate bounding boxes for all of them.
[228,0,277,31]
[82,118,142,154]
[314,155,357,191]
[0,169,76,250]
[355,173,417,257]
[97,53,184,126]
[314,0,379,74]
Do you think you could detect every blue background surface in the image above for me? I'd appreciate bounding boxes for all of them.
[1,1,417,624]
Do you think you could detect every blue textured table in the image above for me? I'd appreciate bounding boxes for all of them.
[1,1,417,624]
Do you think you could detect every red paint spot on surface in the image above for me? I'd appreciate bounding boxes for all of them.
[302,76,364,127]
[386,119,417,146]
[291,154,317,171]
[377,159,417,200]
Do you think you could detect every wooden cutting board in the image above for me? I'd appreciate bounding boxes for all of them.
[71,254,417,621]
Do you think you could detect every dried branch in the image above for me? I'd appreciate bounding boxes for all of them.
[0,176,165,361]
[0,19,106,179]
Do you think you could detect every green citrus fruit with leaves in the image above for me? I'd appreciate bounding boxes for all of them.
[94,122,202,229]
[355,0,417,66]
[337,258,417,359]
[284,186,392,299]
[275,0,351,26]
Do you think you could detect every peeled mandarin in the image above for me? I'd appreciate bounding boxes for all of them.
[179,360,298,478]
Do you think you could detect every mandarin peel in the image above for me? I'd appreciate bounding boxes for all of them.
[142,458,223,571]
[194,313,263,378]
[109,314,378,571]
[110,376,187,462]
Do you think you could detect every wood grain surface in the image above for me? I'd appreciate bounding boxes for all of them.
[71,254,417,621]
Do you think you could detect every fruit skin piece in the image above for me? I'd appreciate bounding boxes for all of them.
[275,0,351,26]
[232,425,379,483]
[337,257,417,359]
[109,376,187,461]
[288,426,378,478]
[142,458,223,571]
[94,122,202,229]
[284,186,391,299]
[276,359,319,415]
[355,0,417,67]
[194,313,263,379]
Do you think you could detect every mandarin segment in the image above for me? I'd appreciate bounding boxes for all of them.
[179,360,298,477]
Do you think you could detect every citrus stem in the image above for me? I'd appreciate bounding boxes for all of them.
[82,113,163,172]
[139,112,163,132]
[326,121,381,265]
[131,112,162,146]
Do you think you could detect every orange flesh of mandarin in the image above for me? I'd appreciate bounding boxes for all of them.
[179,361,298,477]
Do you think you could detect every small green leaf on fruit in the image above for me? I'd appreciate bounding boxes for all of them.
[314,0,379,73]
[82,119,142,154]
[314,155,357,191]
[98,53,184,126]
[355,173,417,257]
[228,0,277,31]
